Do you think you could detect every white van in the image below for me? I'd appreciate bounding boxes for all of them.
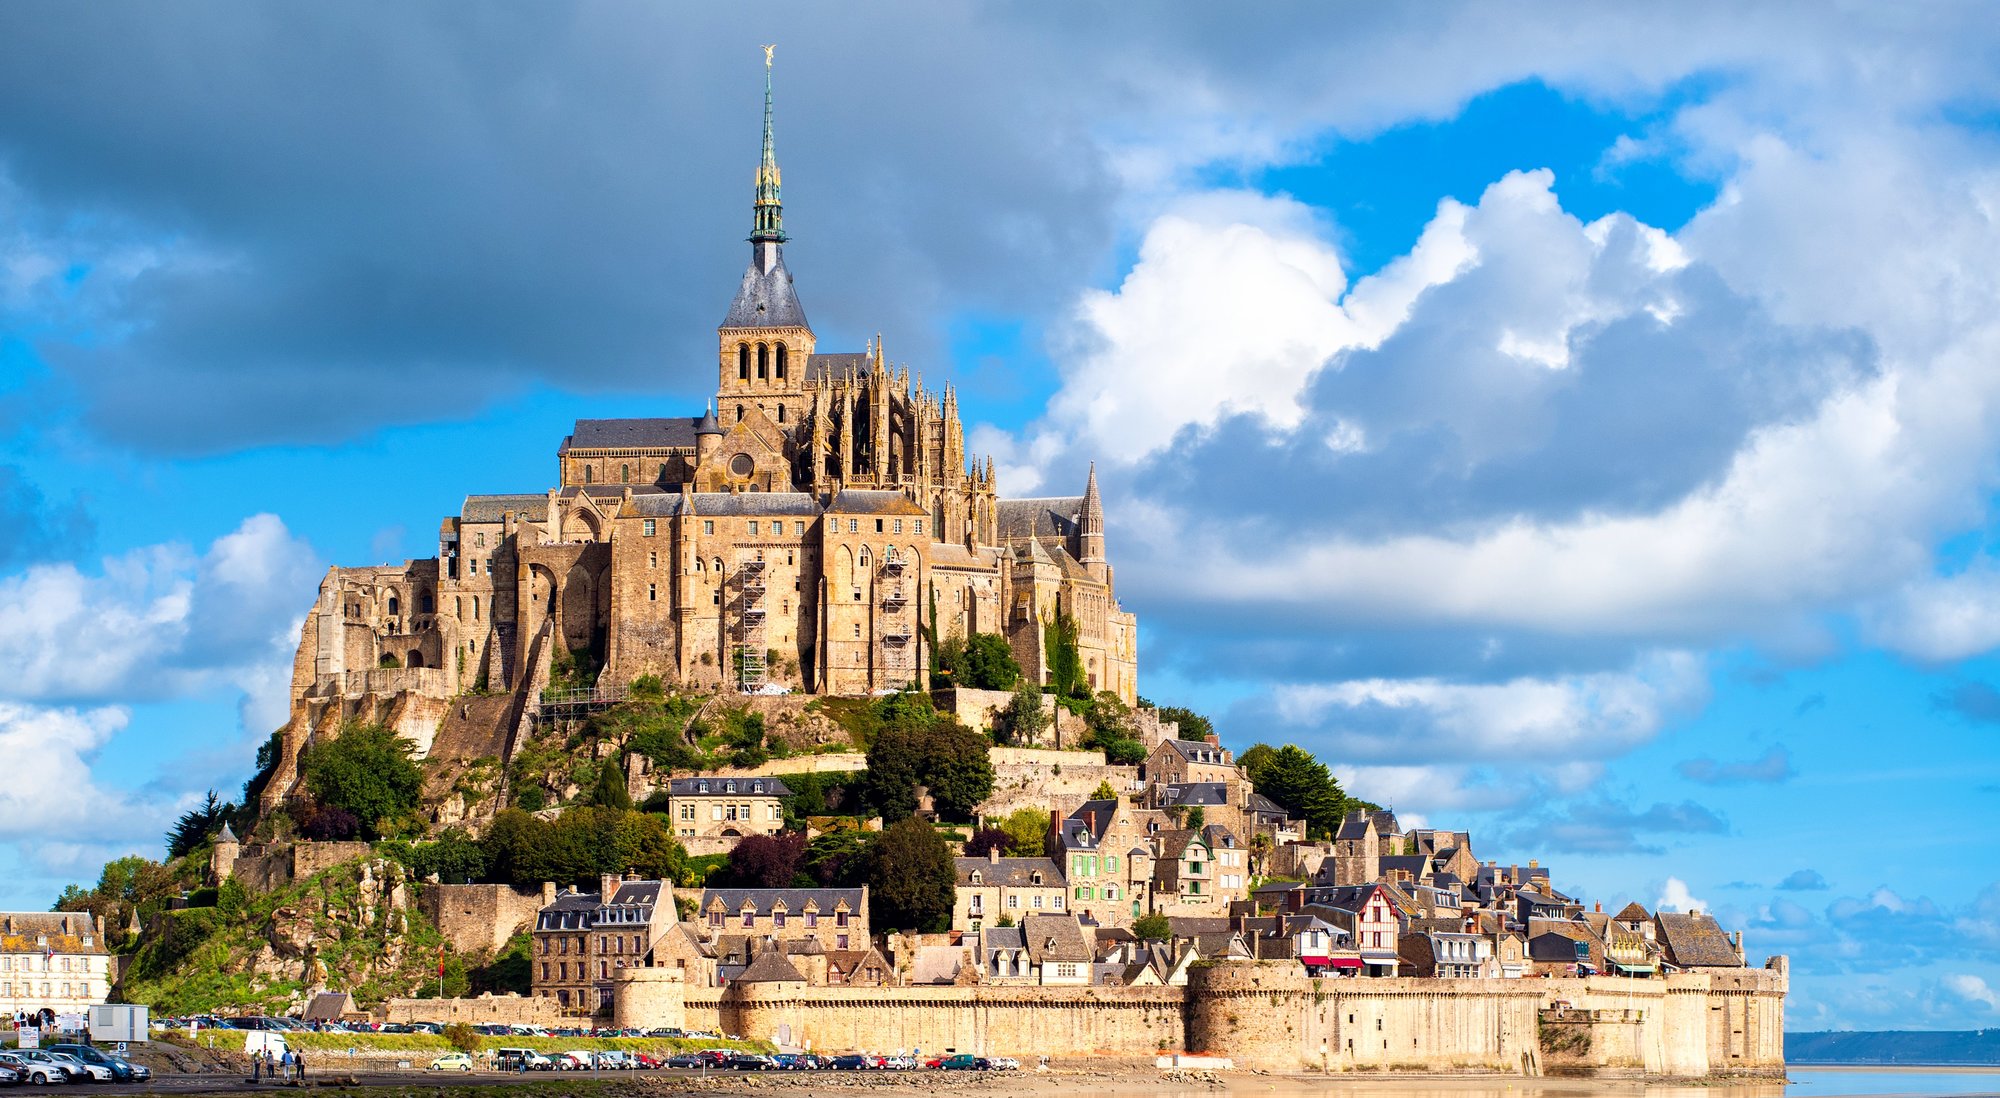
[493,1048,554,1071]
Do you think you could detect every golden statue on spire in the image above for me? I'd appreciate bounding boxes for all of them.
[762,44,775,67]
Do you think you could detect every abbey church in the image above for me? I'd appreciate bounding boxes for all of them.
[274,59,1136,792]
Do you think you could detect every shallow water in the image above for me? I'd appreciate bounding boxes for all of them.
[1051,1066,1999,1098]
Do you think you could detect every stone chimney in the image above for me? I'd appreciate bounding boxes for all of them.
[601,873,620,901]
[1594,902,1602,913]
[988,846,1000,865]
[541,881,557,906]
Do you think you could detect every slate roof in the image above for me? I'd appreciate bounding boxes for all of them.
[462,494,548,523]
[1655,912,1743,968]
[736,949,806,983]
[566,418,702,450]
[1059,799,1120,849]
[805,353,869,382]
[996,497,1083,542]
[701,886,863,913]
[1614,901,1651,922]
[666,776,793,798]
[608,881,664,907]
[1160,782,1230,807]
[693,492,822,518]
[1527,932,1590,964]
[826,489,926,515]
[1160,739,1232,765]
[721,249,809,329]
[1020,914,1092,963]
[1335,810,1376,841]
[956,856,1062,888]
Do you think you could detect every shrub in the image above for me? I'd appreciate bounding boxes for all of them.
[301,723,424,839]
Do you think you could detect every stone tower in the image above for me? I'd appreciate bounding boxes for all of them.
[1080,463,1107,583]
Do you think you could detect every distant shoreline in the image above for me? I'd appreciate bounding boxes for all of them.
[1792,1064,2000,1074]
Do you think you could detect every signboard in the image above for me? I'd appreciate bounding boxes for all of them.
[16,1027,38,1049]
[87,1005,149,1044]
[53,1013,87,1033]
[116,1042,128,1057]
[243,1031,288,1057]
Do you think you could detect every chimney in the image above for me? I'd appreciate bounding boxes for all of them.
[988,846,1000,865]
[542,882,557,906]
[601,873,619,901]
[1205,733,1220,747]
[1528,860,1538,869]
[1594,902,1602,913]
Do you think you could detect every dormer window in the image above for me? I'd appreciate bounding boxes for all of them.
[969,871,983,885]
[725,780,736,794]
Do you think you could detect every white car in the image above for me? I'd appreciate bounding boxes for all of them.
[556,1051,597,1071]
[46,1051,110,1082]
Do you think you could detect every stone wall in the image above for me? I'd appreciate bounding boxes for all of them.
[683,985,1185,1058]
[420,883,545,955]
[380,993,564,1026]
[229,841,375,894]
[979,749,1133,822]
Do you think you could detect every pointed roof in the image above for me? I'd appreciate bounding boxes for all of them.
[722,49,808,331]
[217,822,238,843]
[751,45,785,245]
[1614,901,1651,922]
[695,402,723,436]
[736,948,806,984]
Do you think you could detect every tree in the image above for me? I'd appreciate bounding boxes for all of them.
[592,758,633,810]
[1079,692,1145,765]
[1237,743,1278,786]
[1090,780,1118,802]
[612,812,687,882]
[993,680,1050,746]
[962,827,1011,859]
[960,634,1021,691]
[863,701,993,823]
[1152,705,1214,742]
[803,829,874,888]
[166,791,233,859]
[721,832,808,889]
[923,722,995,821]
[868,818,956,932]
[1251,744,1345,840]
[1131,913,1172,940]
[997,807,1051,858]
[1186,805,1205,829]
[302,722,424,839]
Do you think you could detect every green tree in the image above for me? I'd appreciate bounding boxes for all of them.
[592,758,633,810]
[1237,743,1278,785]
[301,722,424,839]
[924,722,995,820]
[1186,805,1206,829]
[862,697,993,823]
[1251,744,1345,840]
[993,679,1051,746]
[1152,705,1214,742]
[165,791,233,860]
[612,811,688,881]
[1090,780,1118,802]
[997,807,1051,858]
[960,634,1021,691]
[1131,913,1172,940]
[803,829,874,888]
[868,818,956,932]
[1079,692,1145,765]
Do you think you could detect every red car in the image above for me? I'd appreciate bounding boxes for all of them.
[632,1053,663,1069]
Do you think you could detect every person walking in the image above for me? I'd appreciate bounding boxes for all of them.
[251,1049,262,1084]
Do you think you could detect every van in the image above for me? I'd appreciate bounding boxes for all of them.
[494,1047,554,1071]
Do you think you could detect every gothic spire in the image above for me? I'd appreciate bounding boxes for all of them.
[751,44,785,245]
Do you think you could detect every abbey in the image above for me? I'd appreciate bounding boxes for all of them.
[278,59,1136,766]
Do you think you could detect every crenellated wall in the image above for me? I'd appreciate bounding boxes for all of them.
[612,955,1787,1075]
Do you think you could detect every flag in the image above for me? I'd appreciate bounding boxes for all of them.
[438,950,446,978]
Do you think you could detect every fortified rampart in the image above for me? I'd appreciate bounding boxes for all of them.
[420,883,546,954]
[612,956,1785,1076]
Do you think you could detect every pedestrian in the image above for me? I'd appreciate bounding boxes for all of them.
[252,1049,262,1083]
[297,1052,307,1084]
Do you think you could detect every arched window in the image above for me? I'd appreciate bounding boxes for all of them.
[757,343,768,380]
[387,596,399,616]
[736,404,745,422]
[621,463,630,483]
[472,596,481,620]
[738,343,750,381]
[695,558,705,573]
[713,557,723,573]
[420,592,434,614]
[776,403,786,423]
[584,466,593,484]
[775,343,788,379]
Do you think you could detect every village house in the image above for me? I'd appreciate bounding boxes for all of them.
[1054,798,1166,926]
[1147,825,1250,916]
[698,886,869,951]
[530,875,675,1013]
[1398,930,1493,978]
[1141,738,1237,787]
[0,912,110,1017]
[663,776,791,846]
[953,849,1066,932]
[977,913,1094,985]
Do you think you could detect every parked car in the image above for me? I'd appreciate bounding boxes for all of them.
[0,1055,34,1087]
[664,1053,708,1068]
[428,1053,475,1073]
[939,1054,989,1071]
[9,1050,83,1084]
[827,1054,874,1071]
[987,1056,1020,1070]
[493,1048,554,1071]
[727,1053,775,1071]
[48,1045,147,1083]
[0,1060,21,1087]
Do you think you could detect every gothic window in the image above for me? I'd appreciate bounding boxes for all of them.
[584,466,593,484]
[757,343,768,380]
[388,596,399,615]
[777,404,786,423]
[738,344,750,381]
[621,464,631,483]
[775,343,787,379]
[421,592,434,614]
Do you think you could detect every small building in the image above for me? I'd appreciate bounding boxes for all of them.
[1398,930,1491,978]
[0,913,110,1018]
[824,946,893,987]
[664,776,791,844]
[976,914,1092,985]
[530,875,677,1014]
[1654,911,1746,970]
[697,886,869,951]
[953,850,1066,932]
[1141,738,1236,787]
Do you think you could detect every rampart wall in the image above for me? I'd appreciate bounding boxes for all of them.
[615,957,1785,1076]
[229,841,374,894]
[420,883,545,955]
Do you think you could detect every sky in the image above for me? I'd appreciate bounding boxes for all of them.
[1,1,1998,1030]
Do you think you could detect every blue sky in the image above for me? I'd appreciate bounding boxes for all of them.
[2,3,1999,1029]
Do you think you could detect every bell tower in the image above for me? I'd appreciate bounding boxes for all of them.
[717,45,814,431]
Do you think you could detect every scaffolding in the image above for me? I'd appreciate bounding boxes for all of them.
[736,558,767,692]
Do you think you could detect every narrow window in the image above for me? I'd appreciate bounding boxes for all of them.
[875,519,884,533]
[473,596,481,620]
[914,519,923,535]
[892,519,902,534]
[748,521,758,535]
[704,520,715,534]
[777,404,786,423]
[621,463,630,483]
[775,343,787,379]
[649,551,658,568]
[757,343,768,380]
[584,466,593,484]
[738,344,750,381]
[848,519,858,533]
[737,404,745,422]
[648,583,657,602]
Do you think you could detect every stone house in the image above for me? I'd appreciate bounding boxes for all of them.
[824,946,893,987]
[1149,780,1300,850]
[530,876,676,1013]
[976,914,1093,985]
[697,886,868,951]
[1527,931,1592,976]
[1397,931,1491,978]
[1054,798,1168,926]
[1654,911,1746,970]
[663,775,790,845]
[1147,825,1250,917]
[953,850,1066,932]
[1140,738,1236,787]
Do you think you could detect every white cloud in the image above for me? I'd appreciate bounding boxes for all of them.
[1657,877,1709,914]
[0,703,174,846]
[1942,974,1999,1012]
[0,514,317,711]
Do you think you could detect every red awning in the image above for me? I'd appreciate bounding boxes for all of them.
[1324,957,1363,969]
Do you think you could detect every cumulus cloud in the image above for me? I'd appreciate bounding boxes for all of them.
[1676,745,1795,785]
[1657,877,1708,914]
[0,514,318,719]
[1943,974,1999,1012]
[1778,869,1829,891]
